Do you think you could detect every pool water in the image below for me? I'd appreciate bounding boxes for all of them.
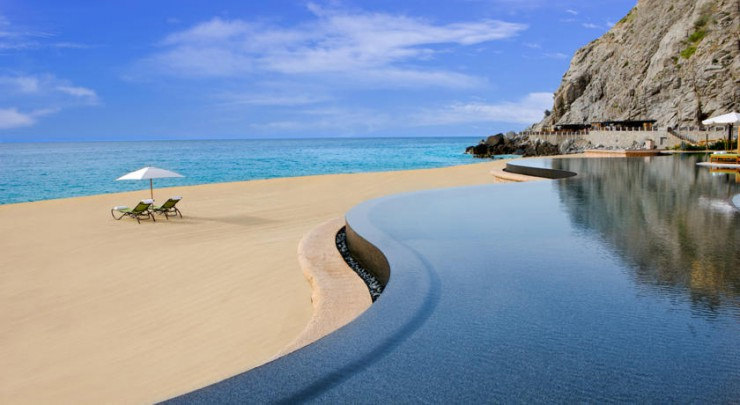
[169,155,739,403]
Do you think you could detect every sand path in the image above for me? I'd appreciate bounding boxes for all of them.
[0,158,513,403]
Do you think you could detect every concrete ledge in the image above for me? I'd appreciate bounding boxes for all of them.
[490,168,547,182]
[276,217,372,357]
[504,162,577,180]
[345,221,391,287]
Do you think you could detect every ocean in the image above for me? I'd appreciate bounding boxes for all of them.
[0,137,496,205]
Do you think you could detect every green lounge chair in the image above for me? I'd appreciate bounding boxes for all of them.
[111,199,156,223]
[152,196,183,219]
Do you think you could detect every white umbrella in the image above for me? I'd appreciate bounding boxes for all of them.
[703,112,740,152]
[116,166,184,200]
[702,111,740,125]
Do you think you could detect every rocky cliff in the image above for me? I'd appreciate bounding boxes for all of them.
[535,0,739,130]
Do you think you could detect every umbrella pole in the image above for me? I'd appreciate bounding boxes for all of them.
[150,179,154,200]
[728,125,733,151]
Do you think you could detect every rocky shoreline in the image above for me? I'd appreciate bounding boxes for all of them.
[465,133,571,158]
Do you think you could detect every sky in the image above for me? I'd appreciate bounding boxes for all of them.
[0,0,635,142]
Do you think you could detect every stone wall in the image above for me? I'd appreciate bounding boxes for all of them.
[671,129,731,143]
[528,129,684,149]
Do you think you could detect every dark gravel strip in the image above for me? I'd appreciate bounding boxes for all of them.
[335,227,384,302]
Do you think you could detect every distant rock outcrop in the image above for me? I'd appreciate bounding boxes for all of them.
[465,133,563,158]
[534,0,739,130]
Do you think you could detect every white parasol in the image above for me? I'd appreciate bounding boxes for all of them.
[116,167,184,200]
[703,112,740,152]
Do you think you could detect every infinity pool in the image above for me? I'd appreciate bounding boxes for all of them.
[170,155,739,403]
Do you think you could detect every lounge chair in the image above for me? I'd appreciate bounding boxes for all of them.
[111,199,156,223]
[152,196,183,219]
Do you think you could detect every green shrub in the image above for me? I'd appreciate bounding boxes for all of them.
[679,140,738,151]
[694,15,709,29]
[688,29,706,43]
[618,8,636,25]
[681,46,697,59]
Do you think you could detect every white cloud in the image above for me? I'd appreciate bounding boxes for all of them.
[0,14,90,51]
[524,42,541,49]
[543,52,569,59]
[0,75,40,92]
[354,68,485,88]
[0,108,34,129]
[0,74,98,104]
[247,92,554,135]
[565,9,579,15]
[218,92,330,107]
[139,5,527,88]
[582,23,601,29]
[49,42,91,49]
[474,0,551,10]
[606,20,616,28]
[55,85,98,100]
[250,106,392,134]
[0,107,57,129]
[0,74,98,130]
[413,92,554,125]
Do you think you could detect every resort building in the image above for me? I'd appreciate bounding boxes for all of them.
[524,117,734,150]
[591,120,657,131]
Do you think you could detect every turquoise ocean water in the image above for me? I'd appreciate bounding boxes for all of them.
[0,137,491,205]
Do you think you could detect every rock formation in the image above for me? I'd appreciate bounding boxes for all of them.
[465,133,563,157]
[535,0,739,130]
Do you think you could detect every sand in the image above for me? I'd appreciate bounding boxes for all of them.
[0,158,517,403]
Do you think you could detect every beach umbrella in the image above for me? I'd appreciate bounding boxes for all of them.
[116,166,184,200]
[702,112,740,152]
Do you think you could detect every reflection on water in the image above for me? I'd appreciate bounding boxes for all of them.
[551,155,740,315]
[173,155,740,403]
[709,167,740,183]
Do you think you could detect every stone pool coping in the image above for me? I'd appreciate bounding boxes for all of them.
[276,217,372,357]
[490,167,547,182]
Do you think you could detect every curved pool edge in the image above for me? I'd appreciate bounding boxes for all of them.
[345,220,391,287]
[505,160,578,179]
[275,217,373,358]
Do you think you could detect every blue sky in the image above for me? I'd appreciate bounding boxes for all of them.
[0,0,634,141]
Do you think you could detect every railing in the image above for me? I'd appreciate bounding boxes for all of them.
[524,126,728,140]
[677,126,728,131]
[522,131,589,136]
[666,128,695,143]
[523,127,660,136]
[668,128,730,144]
[591,127,659,132]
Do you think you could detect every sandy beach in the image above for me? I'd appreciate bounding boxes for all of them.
[0,158,516,404]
